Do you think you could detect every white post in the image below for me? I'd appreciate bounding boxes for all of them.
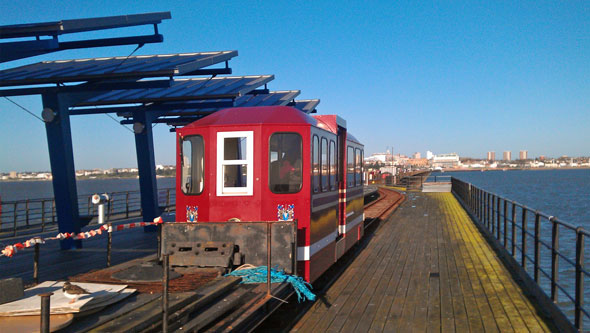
[92,193,109,224]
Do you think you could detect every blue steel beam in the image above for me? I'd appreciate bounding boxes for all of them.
[132,111,161,231]
[41,93,82,249]
[0,80,172,97]
[0,12,171,63]
[0,12,171,38]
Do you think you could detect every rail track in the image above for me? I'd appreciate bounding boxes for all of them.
[363,187,405,229]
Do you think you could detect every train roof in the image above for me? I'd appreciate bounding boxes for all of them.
[182,106,317,129]
[181,105,363,145]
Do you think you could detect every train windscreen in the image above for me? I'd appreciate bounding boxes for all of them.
[269,133,302,193]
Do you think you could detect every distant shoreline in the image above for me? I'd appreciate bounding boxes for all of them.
[0,175,175,182]
[441,167,590,172]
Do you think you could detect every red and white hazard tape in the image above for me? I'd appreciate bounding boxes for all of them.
[0,217,163,258]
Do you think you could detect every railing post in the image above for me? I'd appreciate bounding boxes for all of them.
[87,196,91,215]
[551,220,559,302]
[492,195,496,235]
[126,192,130,218]
[166,189,171,212]
[485,193,489,228]
[107,223,112,267]
[25,199,29,227]
[51,200,55,224]
[13,202,18,237]
[41,200,46,232]
[534,212,541,283]
[34,243,40,284]
[496,195,501,240]
[503,199,508,248]
[162,253,169,333]
[575,230,584,331]
[522,208,528,270]
[478,189,482,221]
[511,202,516,256]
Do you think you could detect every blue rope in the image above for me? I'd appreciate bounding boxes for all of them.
[226,266,316,302]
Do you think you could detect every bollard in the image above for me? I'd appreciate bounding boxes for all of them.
[162,254,169,333]
[34,243,40,284]
[39,292,53,333]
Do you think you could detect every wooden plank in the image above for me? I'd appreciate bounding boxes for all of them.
[294,217,394,332]
[333,211,404,332]
[426,204,441,333]
[440,201,486,332]
[351,215,407,332]
[314,223,395,332]
[367,210,416,332]
[292,228,389,331]
[444,196,550,331]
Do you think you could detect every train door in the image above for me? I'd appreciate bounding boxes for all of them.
[335,126,347,260]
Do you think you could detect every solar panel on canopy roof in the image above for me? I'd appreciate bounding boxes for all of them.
[75,75,274,106]
[0,12,171,39]
[0,51,238,86]
[291,99,320,114]
[156,90,300,113]
[235,90,300,107]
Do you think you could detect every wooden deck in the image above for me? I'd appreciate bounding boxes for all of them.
[292,192,554,332]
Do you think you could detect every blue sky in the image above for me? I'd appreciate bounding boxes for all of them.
[1,1,588,172]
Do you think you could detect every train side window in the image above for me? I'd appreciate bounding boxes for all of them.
[355,148,362,186]
[181,135,204,195]
[312,135,319,193]
[360,150,364,185]
[347,146,355,188]
[321,137,328,192]
[217,131,253,196]
[329,140,337,191]
[269,133,302,194]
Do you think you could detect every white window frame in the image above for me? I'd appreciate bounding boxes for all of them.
[216,131,254,196]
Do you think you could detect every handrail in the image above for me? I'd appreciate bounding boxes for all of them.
[0,187,175,237]
[451,177,588,330]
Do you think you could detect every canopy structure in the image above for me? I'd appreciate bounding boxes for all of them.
[0,12,171,62]
[0,13,320,249]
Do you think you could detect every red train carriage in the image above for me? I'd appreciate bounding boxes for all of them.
[174,105,364,282]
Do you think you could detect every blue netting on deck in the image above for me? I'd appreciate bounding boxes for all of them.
[226,266,316,302]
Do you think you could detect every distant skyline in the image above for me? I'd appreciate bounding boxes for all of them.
[1,1,588,172]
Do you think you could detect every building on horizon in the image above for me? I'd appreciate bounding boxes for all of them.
[426,151,434,160]
[519,150,528,160]
[413,152,421,159]
[503,151,512,161]
[487,151,495,161]
[431,153,460,168]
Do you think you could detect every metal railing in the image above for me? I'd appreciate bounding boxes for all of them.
[0,188,175,237]
[452,177,589,330]
[395,175,451,189]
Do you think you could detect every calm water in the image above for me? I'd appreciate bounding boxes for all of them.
[445,169,590,228]
[0,177,175,202]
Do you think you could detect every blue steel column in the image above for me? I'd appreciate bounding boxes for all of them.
[132,111,160,231]
[42,93,82,249]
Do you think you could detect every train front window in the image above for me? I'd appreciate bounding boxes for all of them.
[217,131,254,196]
[269,133,302,194]
[181,135,204,195]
